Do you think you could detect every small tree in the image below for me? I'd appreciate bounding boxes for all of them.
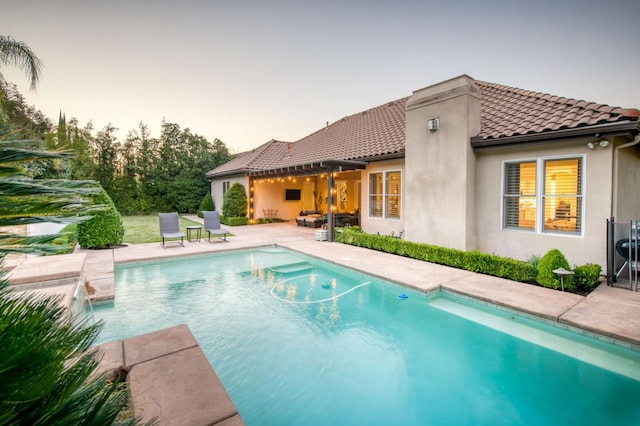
[222,183,247,218]
[77,188,125,249]
[197,191,214,218]
[537,249,572,290]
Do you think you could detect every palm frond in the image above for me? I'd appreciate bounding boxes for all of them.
[0,234,69,254]
[0,35,44,90]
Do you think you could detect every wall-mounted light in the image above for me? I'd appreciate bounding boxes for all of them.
[587,134,610,149]
[427,117,440,132]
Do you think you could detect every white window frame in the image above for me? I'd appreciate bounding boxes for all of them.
[501,154,585,237]
[222,181,231,195]
[368,170,402,219]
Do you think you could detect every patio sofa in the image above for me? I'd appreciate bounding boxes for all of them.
[295,212,325,228]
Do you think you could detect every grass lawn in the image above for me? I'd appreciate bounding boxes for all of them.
[122,215,202,245]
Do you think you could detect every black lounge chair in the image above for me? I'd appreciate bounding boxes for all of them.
[203,211,230,242]
[159,212,185,247]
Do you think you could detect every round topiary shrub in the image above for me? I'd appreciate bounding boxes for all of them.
[222,183,247,218]
[77,188,125,249]
[536,249,571,290]
[197,192,214,218]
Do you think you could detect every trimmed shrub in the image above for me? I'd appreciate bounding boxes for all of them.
[77,188,125,249]
[197,192,214,218]
[222,183,247,218]
[336,229,537,283]
[253,217,285,224]
[573,263,602,292]
[221,216,248,226]
[537,249,571,290]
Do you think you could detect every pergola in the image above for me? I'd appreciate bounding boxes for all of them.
[248,159,367,241]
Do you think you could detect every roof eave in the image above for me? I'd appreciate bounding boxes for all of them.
[248,159,367,177]
[206,168,261,179]
[471,121,639,150]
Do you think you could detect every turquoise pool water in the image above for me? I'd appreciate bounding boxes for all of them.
[94,248,640,425]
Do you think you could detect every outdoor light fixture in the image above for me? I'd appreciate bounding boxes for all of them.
[587,136,610,150]
[427,117,440,132]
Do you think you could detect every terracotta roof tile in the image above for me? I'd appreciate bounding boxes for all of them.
[208,79,638,176]
[475,80,636,140]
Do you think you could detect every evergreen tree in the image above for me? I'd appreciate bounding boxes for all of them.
[222,183,247,218]
[92,124,118,193]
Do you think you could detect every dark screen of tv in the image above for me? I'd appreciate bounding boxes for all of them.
[285,189,301,201]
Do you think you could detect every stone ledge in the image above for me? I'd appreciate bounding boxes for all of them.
[95,324,243,426]
[6,252,86,287]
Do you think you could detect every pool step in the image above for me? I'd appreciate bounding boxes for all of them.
[269,262,314,274]
[428,296,640,381]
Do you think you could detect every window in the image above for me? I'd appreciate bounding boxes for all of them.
[504,162,537,230]
[543,158,582,233]
[222,181,231,195]
[503,157,583,235]
[369,171,401,218]
[386,171,401,218]
[369,173,383,217]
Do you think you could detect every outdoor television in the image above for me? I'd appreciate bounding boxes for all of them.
[285,189,301,201]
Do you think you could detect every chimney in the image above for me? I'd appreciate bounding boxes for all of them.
[287,142,292,157]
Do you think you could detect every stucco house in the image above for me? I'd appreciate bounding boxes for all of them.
[206,75,640,267]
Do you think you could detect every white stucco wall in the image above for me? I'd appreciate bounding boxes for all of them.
[360,158,405,236]
[403,75,481,251]
[252,178,305,220]
[474,138,616,267]
[209,175,248,214]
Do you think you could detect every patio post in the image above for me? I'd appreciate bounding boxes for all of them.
[327,167,335,241]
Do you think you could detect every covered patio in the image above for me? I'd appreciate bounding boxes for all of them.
[247,158,367,241]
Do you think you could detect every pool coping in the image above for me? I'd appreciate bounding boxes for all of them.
[10,221,640,348]
[7,220,640,424]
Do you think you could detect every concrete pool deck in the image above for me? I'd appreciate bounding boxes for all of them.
[6,218,640,425]
[8,218,640,346]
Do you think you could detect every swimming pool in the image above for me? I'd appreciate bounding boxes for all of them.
[94,247,640,425]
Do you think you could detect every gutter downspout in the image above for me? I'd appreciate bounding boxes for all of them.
[611,134,640,217]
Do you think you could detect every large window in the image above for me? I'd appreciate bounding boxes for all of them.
[369,171,401,218]
[503,157,583,235]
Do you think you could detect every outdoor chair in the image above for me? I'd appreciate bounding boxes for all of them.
[203,211,230,242]
[159,212,185,248]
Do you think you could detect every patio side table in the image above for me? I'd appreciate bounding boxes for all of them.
[186,225,201,242]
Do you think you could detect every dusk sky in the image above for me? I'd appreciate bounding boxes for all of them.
[4,0,640,153]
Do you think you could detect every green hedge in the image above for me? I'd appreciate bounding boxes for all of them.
[77,188,125,249]
[221,216,248,226]
[573,263,602,292]
[335,229,537,283]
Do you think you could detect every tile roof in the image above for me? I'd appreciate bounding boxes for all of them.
[475,80,636,140]
[207,78,638,177]
[207,98,406,176]
[206,139,290,177]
